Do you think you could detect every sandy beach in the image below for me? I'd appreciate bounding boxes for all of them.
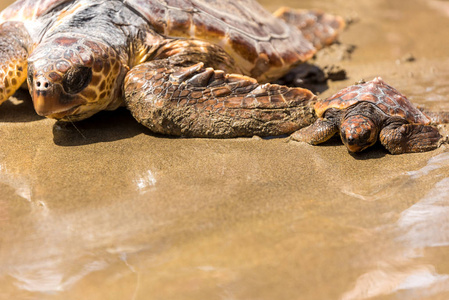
[1,0,449,299]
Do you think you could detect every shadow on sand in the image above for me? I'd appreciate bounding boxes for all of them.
[276,62,346,95]
[309,135,389,160]
[349,144,389,160]
[52,107,151,146]
[0,90,44,123]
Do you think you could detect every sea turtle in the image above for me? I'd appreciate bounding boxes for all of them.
[0,0,345,138]
[290,77,446,154]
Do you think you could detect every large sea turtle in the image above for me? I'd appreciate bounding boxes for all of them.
[0,0,345,137]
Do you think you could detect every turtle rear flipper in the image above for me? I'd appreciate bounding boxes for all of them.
[124,40,316,138]
[274,8,345,50]
[0,22,30,104]
[380,123,443,154]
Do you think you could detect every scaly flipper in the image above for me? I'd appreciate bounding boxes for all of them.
[380,123,443,154]
[0,22,30,104]
[289,118,338,144]
[124,40,317,138]
[274,7,345,50]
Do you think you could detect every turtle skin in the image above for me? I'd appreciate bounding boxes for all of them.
[290,77,445,154]
[0,0,347,138]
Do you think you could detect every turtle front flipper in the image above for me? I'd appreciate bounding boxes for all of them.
[274,8,345,50]
[124,60,316,138]
[0,22,30,105]
[289,118,338,144]
[380,123,443,154]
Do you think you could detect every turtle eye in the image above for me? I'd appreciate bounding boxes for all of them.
[323,108,338,122]
[361,130,372,142]
[63,66,92,94]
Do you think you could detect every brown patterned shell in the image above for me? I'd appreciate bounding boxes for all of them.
[123,0,316,80]
[314,77,431,124]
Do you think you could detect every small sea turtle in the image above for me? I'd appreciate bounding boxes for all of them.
[0,0,345,138]
[290,77,445,154]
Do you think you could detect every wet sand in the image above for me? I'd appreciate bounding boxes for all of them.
[1,0,449,299]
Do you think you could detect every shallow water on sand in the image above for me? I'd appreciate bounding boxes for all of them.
[1,0,449,299]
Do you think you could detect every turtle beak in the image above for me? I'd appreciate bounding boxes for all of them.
[341,132,376,153]
[31,76,85,119]
[345,139,366,152]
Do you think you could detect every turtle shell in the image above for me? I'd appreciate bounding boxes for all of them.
[314,77,431,124]
[1,0,317,82]
[123,0,316,80]
[0,0,71,22]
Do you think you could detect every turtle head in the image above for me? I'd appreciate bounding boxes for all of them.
[340,115,378,152]
[27,36,127,121]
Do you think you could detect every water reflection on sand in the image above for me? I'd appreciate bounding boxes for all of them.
[343,157,449,300]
